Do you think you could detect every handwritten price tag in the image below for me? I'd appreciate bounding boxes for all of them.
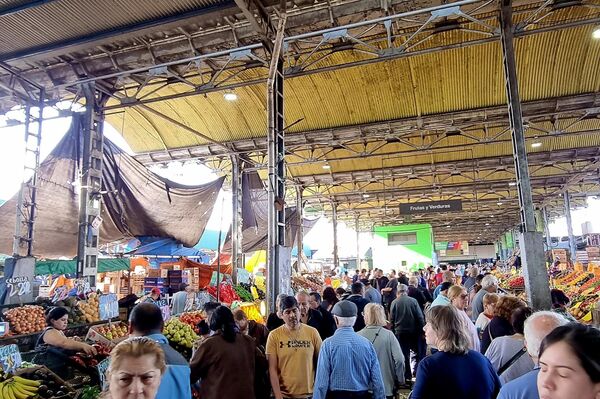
[0,344,22,373]
[6,277,31,298]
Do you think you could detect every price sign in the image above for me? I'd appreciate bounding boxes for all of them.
[153,299,171,321]
[236,268,251,284]
[99,294,119,320]
[96,357,110,390]
[6,276,32,298]
[0,344,22,373]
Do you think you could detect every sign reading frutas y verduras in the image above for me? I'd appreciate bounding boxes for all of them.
[399,200,463,215]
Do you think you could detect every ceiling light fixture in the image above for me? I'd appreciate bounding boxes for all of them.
[223,91,238,101]
[593,27,600,39]
[322,164,331,170]
[509,182,517,186]
[363,194,370,198]
[531,142,542,148]
[497,202,503,206]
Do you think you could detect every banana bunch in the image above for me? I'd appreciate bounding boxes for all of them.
[0,376,40,399]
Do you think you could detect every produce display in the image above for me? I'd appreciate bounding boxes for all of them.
[78,294,100,323]
[292,275,322,292]
[15,367,75,399]
[53,297,86,326]
[178,311,203,334]
[69,343,111,369]
[233,285,254,302]
[507,276,525,289]
[4,305,46,335]
[206,283,240,304]
[94,322,128,341]
[164,318,199,358]
[553,271,599,322]
[0,375,41,399]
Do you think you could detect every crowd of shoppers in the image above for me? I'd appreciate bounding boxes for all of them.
[99,265,600,399]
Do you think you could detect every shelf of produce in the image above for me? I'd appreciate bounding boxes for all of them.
[0,318,120,352]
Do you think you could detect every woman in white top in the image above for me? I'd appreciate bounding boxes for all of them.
[447,285,481,352]
[485,306,535,384]
[475,293,499,336]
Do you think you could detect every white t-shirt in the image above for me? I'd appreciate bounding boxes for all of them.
[475,312,492,334]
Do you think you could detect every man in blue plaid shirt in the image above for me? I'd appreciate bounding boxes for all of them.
[313,300,385,399]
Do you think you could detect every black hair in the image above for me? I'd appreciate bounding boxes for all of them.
[203,301,221,314]
[310,292,322,303]
[197,319,210,336]
[476,274,485,283]
[440,265,448,271]
[323,287,339,304]
[351,282,364,295]
[46,306,69,325]
[129,303,164,335]
[178,283,189,291]
[279,296,298,311]
[510,306,532,335]
[335,287,346,297]
[550,289,570,308]
[539,323,600,383]
[361,269,367,273]
[440,282,453,292]
[209,306,237,343]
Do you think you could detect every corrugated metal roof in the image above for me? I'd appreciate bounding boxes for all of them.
[107,22,600,155]
[0,0,230,57]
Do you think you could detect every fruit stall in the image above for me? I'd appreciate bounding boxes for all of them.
[495,265,600,323]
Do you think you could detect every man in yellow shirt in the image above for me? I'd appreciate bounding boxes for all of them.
[266,295,322,399]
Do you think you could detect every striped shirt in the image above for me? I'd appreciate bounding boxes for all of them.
[313,327,385,399]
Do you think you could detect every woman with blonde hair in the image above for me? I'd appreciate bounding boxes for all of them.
[447,285,480,351]
[411,306,501,399]
[358,303,405,398]
[102,337,167,399]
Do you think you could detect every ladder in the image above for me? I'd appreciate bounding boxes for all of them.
[13,101,43,257]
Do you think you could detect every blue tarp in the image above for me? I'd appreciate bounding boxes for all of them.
[126,236,210,263]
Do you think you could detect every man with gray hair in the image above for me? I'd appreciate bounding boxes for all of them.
[389,284,425,385]
[497,311,569,399]
[471,274,499,322]
[313,300,385,399]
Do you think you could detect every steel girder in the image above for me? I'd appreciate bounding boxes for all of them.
[1,1,599,112]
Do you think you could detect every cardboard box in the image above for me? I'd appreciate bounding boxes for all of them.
[86,322,129,346]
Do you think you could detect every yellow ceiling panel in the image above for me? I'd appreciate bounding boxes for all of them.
[108,20,600,158]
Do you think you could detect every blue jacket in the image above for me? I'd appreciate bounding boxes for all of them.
[147,333,192,399]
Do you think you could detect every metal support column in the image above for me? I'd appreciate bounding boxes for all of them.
[500,0,551,309]
[296,186,304,271]
[355,214,360,268]
[231,155,243,283]
[332,203,339,271]
[542,207,553,249]
[76,83,106,287]
[563,191,577,263]
[267,16,287,312]
[13,91,45,257]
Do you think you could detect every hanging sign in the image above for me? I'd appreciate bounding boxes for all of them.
[0,344,22,373]
[91,216,103,230]
[6,277,32,299]
[97,358,110,390]
[99,294,119,320]
[154,299,171,321]
[236,268,251,284]
[399,200,463,215]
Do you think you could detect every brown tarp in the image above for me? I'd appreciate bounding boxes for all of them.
[223,169,319,252]
[0,115,224,258]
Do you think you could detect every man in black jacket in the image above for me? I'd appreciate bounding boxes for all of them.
[296,291,326,337]
[308,292,336,339]
[346,282,370,331]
